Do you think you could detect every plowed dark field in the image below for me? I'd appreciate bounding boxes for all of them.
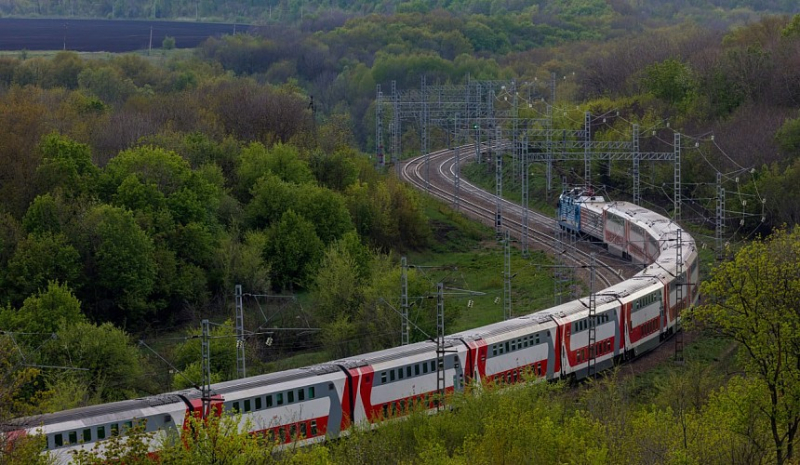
[0,18,251,52]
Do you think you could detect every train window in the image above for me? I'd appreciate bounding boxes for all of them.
[111,424,119,437]
[255,397,262,410]
[299,389,305,402]
[390,370,396,382]
[398,368,404,379]
[97,426,106,440]
[415,364,420,376]
[311,420,317,436]
[290,424,296,439]
[329,383,334,390]
[382,404,389,418]
[278,427,285,442]
[535,334,540,345]
[83,429,92,443]
[266,395,273,407]
[244,400,252,412]
[232,402,240,412]
[288,391,294,403]
[407,366,412,378]
[69,431,77,445]
[309,386,315,399]
[430,360,436,372]
[492,346,497,356]
[511,340,516,351]
[422,363,428,374]
[54,434,63,448]
[300,422,307,438]
[268,429,275,443]
[381,372,387,383]
[277,393,284,406]
[504,342,510,353]
[124,421,133,432]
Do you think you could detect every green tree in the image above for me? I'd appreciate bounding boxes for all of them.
[22,194,63,236]
[312,237,366,325]
[309,148,360,192]
[0,336,48,465]
[775,115,800,158]
[78,204,157,326]
[0,281,85,344]
[642,58,697,107]
[691,227,800,465]
[4,232,82,304]
[39,321,148,402]
[236,142,313,201]
[35,133,98,198]
[264,210,324,291]
[244,173,296,229]
[162,36,176,50]
[294,184,354,244]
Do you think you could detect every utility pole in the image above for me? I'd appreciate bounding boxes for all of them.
[504,229,512,320]
[201,319,211,418]
[453,113,460,211]
[376,84,384,168]
[235,284,245,379]
[587,253,597,377]
[584,111,591,188]
[495,122,503,240]
[521,131,529,258]
[674,229,684,363]
[633,124,640,205]
[401,256,409,346]
[421,75,430,192]
[436,282,445,411]
[391,80,400,176]
[716,171,725,260]
[674,132,682,224]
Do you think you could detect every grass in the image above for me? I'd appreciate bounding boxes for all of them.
[619,332,737,406]
[461,156,559,216]
[412,195,557,332]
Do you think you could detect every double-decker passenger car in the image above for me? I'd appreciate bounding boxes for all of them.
[8,187,699,463]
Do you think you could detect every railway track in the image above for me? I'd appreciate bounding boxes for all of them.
[400,147,637,290]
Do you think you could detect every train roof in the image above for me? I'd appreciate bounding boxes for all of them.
[8,392,192,430]
[448,313,557,343]
[596,276,662,300]
[332,340,447,369]
[209,364,342,395]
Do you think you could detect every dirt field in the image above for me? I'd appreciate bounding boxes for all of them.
[0,18,251,52]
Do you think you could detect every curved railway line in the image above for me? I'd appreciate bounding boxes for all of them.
[400,147,637,290]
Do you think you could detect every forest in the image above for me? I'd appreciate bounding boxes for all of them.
[2,0,800,462]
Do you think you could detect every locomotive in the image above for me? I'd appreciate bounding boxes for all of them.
[9,187,699,462]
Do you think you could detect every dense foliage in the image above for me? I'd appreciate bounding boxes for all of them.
[0,5,800,463]
[0,0,796,24]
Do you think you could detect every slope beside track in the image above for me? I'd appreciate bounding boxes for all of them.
[399,148,636,289]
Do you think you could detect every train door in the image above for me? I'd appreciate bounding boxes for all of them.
[453,355,464,393]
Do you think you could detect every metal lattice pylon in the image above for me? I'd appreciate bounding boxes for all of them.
[674,229,684,363]
[401,256,409,346]
[587,253,597,377]
[436,282,445,410]
[235,284,245,379]
[504,229,512,320]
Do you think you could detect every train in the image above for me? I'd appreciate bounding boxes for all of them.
[8,186,699,463]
